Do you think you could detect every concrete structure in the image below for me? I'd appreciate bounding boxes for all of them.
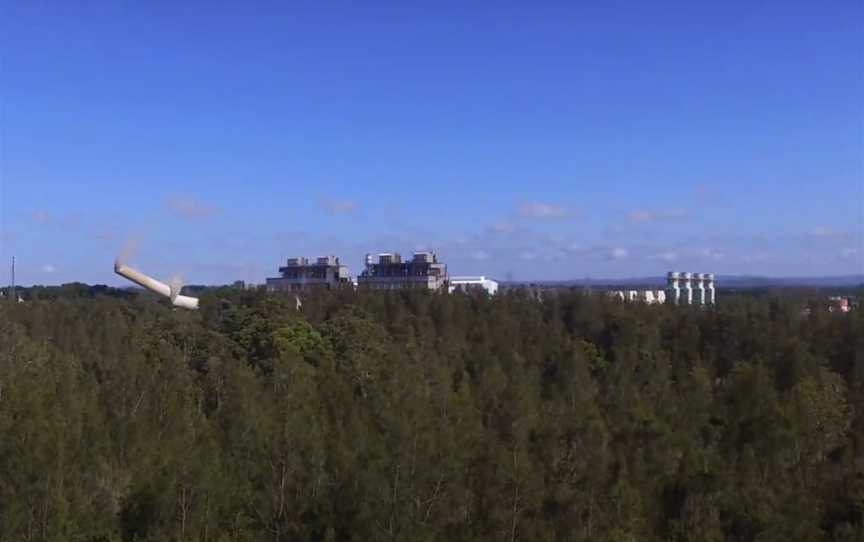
[114,260,199,310]
[828,296,850,313]
[680,272,694,305]
[609,289,666,304]
[266,255,350,291]
[449,276,498,295]
[666,272,681,305]
[705,273,716,305]
[666,271,716,306]
[639,290,666,304]
[693,273,706,305]
[358,251,448,290]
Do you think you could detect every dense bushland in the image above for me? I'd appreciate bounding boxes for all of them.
[0,287,862,541]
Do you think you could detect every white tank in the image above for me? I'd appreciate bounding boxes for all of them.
[680,273,693,305]
[705,273,716,305]
[666,271,681,305]
[693,273,706,305]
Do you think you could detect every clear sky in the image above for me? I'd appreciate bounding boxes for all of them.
[1,1,862,285]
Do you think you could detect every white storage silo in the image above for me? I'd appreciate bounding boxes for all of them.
[666,272,681,305]
[693,273,706,305]
[680,273,693,305]
[705,273,716,305]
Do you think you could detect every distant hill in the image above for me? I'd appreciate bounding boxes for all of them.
[714,275,864,288]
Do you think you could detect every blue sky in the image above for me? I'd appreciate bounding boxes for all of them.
[1,1,862,285]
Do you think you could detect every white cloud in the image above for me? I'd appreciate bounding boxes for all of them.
[519,251,537,261]
[471,250,490,261]
[700,248,725,261]
[545,248,570,261]
[809,226,853,241]
[741,253,770,264]
[321,199,358,215]
[659,251,677,262]
[840,247,860,259]
[608,248,628,260]
[811,226,835,237]
[517,202,570,219]
[626,209,688,223]
[488,221,516,234]
[28,210,84,232]
[41,264,56,273]
[165,196,221,220]
[451,235,471,246]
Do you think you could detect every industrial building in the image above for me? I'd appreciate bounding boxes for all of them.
[609,272,716,307]
[828,296,851,313]
[609,289,666,304]
[357,251,448,290]
[666,272,715,305]
[449,276,499,295]
[266,256,350,291]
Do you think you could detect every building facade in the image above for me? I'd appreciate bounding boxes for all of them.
[266,256,350,291]
[357,251,448,290]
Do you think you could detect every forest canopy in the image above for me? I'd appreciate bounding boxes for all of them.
[0,286,862,541]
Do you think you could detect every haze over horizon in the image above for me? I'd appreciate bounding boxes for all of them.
[1,2,862,285]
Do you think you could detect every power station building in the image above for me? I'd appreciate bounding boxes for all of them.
[666,272,715,305]
[266,256,350,291]
[610,273,715,306]
[609,289,666,304]
[357,251,448,290]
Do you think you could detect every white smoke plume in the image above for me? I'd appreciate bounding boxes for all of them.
[116,238,139,266]
[168,273,184,301]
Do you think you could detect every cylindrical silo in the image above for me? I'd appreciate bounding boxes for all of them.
[693,273,706,305]
[666,271,681,305]
[705,273,716,305]
[680,272,693,305]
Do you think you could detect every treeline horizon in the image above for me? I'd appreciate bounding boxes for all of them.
[1,286,862,540]
[4,280,864,298]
